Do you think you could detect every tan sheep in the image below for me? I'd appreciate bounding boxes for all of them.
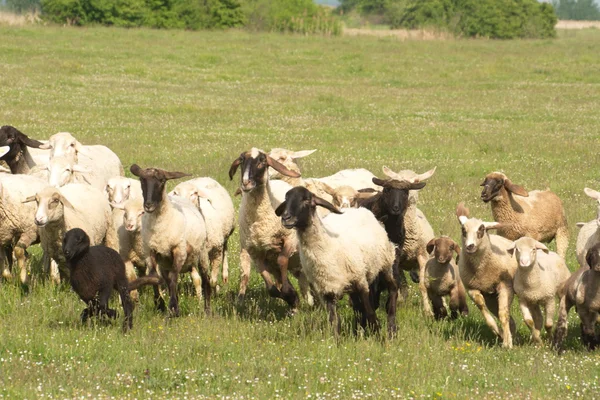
[456,203,518,348]
[508,237,570,345]
[575,187,600,268]
[424,236,469,320]
[480,172,569,258]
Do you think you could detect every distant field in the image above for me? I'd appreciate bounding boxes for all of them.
[1,26,600,398]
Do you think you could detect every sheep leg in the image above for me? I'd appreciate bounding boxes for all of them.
[519,300,537,342]
[382,268,398,337]
[117,281,133,332]
[324,294,340,337]
[297,271,314,307]
[0,246,10,280]
[555,225,569,260]
[147,254,166,312]
[468,290,502,338]
[164,270,180,317]
[199,265,212,315]
[209,249,223,292]
[358,284,380,333]
[553,295,573,353]
[190,267,204,302]
[497,284,514,349]
[578,308,598,350]
[237,248,251,304]
[222,236,230,284]
[124,260,139,302]
[49,259,61,285]
[418,253,434,318]
[277,245,299,309]
[14,238,33,286]
[350,291,366,334]
[456,279,469,317]
[530,304,544,346]
[544,297,556,338]
[429,290,447,320]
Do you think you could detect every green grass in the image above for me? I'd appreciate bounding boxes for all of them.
[1,25,600,398]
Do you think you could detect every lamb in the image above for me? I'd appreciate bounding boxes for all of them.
[0,125,51,174]
[168,177,235,290]
[456,203,518,348]
[130,164,211,316]
[553,243,600,353]
[62,228,134,332]
[275,186,398,336]
[356,176,428,311]
[508,237,570,345]
[424,236,469,320]
[480,172,569,258]
[45,155,107,190]
[0,173,48,285]
[103,176,143,254]
[575,187,600,268]
[23,183,111,283]
[381,166,437,285]
[229,148,313,311]
[321,185,377,209]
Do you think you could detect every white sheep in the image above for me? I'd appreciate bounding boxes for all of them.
[103,176,143,253]
[24,183,111,284]
[229,148,313,311]
[456,203,518,348]
[169,177,235,290]
[480,171,569,258]
[0,173,48,284]
[508,237,570,345]
[130,164,210,316]
[45,155,106,190]
[575,187,600,268]
[275,186,398,336]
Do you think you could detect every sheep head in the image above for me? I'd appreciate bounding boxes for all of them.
[120,198,144,232]
[584,188,600,227]
[275,186,342,230]
[23,186,75,228]
[130,164,190,213]
[48,132,90,160]
[63,228,91,262]
[45,156,92,188]
[480,172,529,203]
[106,176,133,208]
[229,148,300,193]
[586,242,600,272]
[371,177,426,216]
[426,236,460,264]
[456,202,503,254]
[0,126,51,170]
[170,182,210,209]
[506,237,548,268]
[267,148,315,180]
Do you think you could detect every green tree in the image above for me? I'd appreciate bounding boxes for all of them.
[6,0,42,13]
[553,0,600,20]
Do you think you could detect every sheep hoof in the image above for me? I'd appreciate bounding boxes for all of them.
[268,285,282,298]
[155,298,167,312]
[409,271,420,283]
[1,270,12,280]
[236,293,246,306]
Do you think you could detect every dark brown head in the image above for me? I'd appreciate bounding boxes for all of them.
[130,164,189,213]
[480,172,528,203]
[0,125,51,167]
[63,227,91,263]
[275,186,342,231]
[426,236,460,264]
[229,148,300,193]
[586,243,600,272]
[371,177,426,216]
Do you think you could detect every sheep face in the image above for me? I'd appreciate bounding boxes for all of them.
[229,148,300,193]
[130,164,189,213]
[23,187,74,227]
[426,236,460,264]
[275,186,341,230]
[586,243,600,272]
[48,132,81,159]
[267,148,315,180]
[63,228,91,262]
[372,178,426,216]
[584,188,600,227]
[0,125,50,163]
[106,177,132,208]
[123,200,144,232]
[506,237,548,268]
[481,172,528,203]
[169,182,208,209]
[456,203,502,254]
[47,156,91,188]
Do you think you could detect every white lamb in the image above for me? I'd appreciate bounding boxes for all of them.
[575,187,600,268]
[169,177,235,290]
[24,184,111,283]
[275,186,398,336]
[508,237,571,345]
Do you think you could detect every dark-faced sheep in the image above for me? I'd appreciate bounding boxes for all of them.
[63,228,134,332]
[480,172,569,258]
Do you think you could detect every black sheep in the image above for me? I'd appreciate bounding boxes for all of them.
[63,228,134,332]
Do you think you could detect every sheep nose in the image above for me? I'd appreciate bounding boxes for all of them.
[466,244,475,252]
[64,250,71,257]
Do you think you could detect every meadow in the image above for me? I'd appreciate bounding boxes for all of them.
[1,25,600,398]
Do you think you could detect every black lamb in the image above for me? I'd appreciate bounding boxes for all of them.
[63,228,134,332]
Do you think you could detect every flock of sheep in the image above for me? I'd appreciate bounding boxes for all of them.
[1,124,599,353]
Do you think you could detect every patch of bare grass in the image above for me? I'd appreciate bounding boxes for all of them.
[0,10,40,26]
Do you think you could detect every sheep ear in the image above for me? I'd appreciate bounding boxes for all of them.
[313,195,343,214]
[413,167,436,183]
[506,242,516,256]
[14,130,46,149]
[266,155,300,178]
[0,146,10,158]
[372,177,388,187]
[576,222,585,228]
[535,241,549,254]
[130,164,143,178]
[291,149,316,159]
[74,141,92,158]
[456,202,470,224]
[320,182,337,197]
[60,194,75,210]
[382,166,399,180]
[483,222,503,231]
[22,195,37,204]
[274,201,286,217]
[452,242,461,257]
[38,142,52,150]
[72,164,91,174]
[584,188,600,201]
[229,155,243,180]
[234,187,242,197]
[358,188,377,193]
[426,238,436,255]
[163,171,190,181]
[504,178,528,197]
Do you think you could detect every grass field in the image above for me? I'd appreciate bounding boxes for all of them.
[1,25,600,398]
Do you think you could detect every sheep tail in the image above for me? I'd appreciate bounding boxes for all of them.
[128,276,164,291]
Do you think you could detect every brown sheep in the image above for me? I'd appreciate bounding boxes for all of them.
[480,172,569,258]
